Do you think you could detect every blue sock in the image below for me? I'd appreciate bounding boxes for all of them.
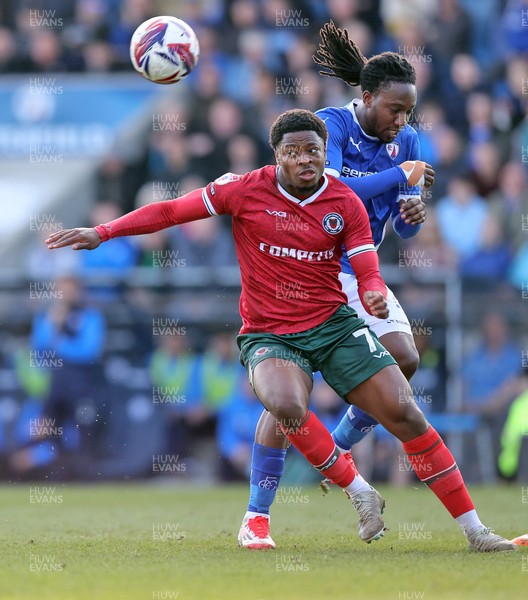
[248,443,287,515]
[332,405,379,450]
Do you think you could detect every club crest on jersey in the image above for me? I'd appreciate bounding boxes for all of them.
[322,212,344,235]
[214,172,241,186]
[386,142,400,159]
[253,347,273,358]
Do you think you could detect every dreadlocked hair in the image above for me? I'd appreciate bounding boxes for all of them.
[313,21,416,95]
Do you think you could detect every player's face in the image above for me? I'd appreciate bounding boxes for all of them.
[363,82,416,143]
[275,131,326,198]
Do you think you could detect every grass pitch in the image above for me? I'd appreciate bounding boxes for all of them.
[1,482,525,600]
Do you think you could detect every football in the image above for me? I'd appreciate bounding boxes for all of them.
[129,16,200,84]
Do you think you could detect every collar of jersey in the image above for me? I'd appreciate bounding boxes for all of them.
[276,171,329,206]
[346,99,378,142]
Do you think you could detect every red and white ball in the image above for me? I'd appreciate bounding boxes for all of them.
[130,16,200,84]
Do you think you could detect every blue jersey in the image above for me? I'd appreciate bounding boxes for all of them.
[316,100,421,275]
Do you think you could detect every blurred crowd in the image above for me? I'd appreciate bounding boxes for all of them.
[1,0,526,285]
[1,0,528,481]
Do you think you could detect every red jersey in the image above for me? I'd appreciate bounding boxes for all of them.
[202,166,377,334]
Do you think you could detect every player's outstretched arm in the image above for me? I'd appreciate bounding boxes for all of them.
[335,167,405,200]
[333,162,434,202]
[46,188,210,251]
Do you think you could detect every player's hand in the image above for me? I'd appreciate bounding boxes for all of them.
[399,196,426,225]
[363,291,388,319]
[45,228,102,250]
[423,164,435,188]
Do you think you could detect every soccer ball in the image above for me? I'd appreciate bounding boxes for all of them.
[130,16,200,84]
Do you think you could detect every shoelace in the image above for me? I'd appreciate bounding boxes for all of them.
[247,516,270,538]
[352,492,377,519]
[467,526,492,539]
[468,526,514,551]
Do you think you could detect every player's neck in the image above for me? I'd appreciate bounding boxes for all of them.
[276,168,323,199]
[354,101,376,138]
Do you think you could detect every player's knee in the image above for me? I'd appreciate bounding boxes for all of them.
[395,346,420,380]
[400,401,429,437]
[264,391,307,425]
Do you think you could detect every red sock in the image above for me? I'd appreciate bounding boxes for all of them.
[280,411,355,488]
[402,426,474,518]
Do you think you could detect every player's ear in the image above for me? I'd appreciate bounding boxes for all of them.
[363,90,373,107]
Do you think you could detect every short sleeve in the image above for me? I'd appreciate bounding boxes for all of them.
[202,172,243,216]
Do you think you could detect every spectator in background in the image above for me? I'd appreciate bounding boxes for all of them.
[497,0,528,58]
[82,39,116,72]
[459,214,513,285]
[96,150,149,214]
[7,343,53,477]
[147,132,191,184]
[442,53,483,135]
[412,330,447,413]
[497,370,528,480]
[380,0,436,35]
[199,332,243,415]
[188,60,222,132]
[0,26,21,72]
[30,275,106,476]
[226,134,260,175]
[458,0,499,68]
[216,374,263,481]
[461,312,521,416]
[425,0,471,80]
[465,93,508,154]
[426,126,465,201]
[399,210,458,272]
[222,29,269,105]
[435,174,490,262]
[27,229,80,280]
[80,202,139,275]
[149,331,203,462]
[488,162,528,253]
[495,56,527,134]
[189,97,248,179]
[461,311,523,469]
[464,90,495,139]
[22,29,77,72]
[509,239,528,292]
[468,141,502,198]
[413,100,446,166]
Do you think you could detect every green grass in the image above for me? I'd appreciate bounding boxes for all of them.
[0,483,525,600]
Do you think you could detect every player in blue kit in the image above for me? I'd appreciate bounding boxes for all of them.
[239,22,436,549]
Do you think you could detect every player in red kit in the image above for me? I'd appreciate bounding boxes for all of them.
[46,109,515,553]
